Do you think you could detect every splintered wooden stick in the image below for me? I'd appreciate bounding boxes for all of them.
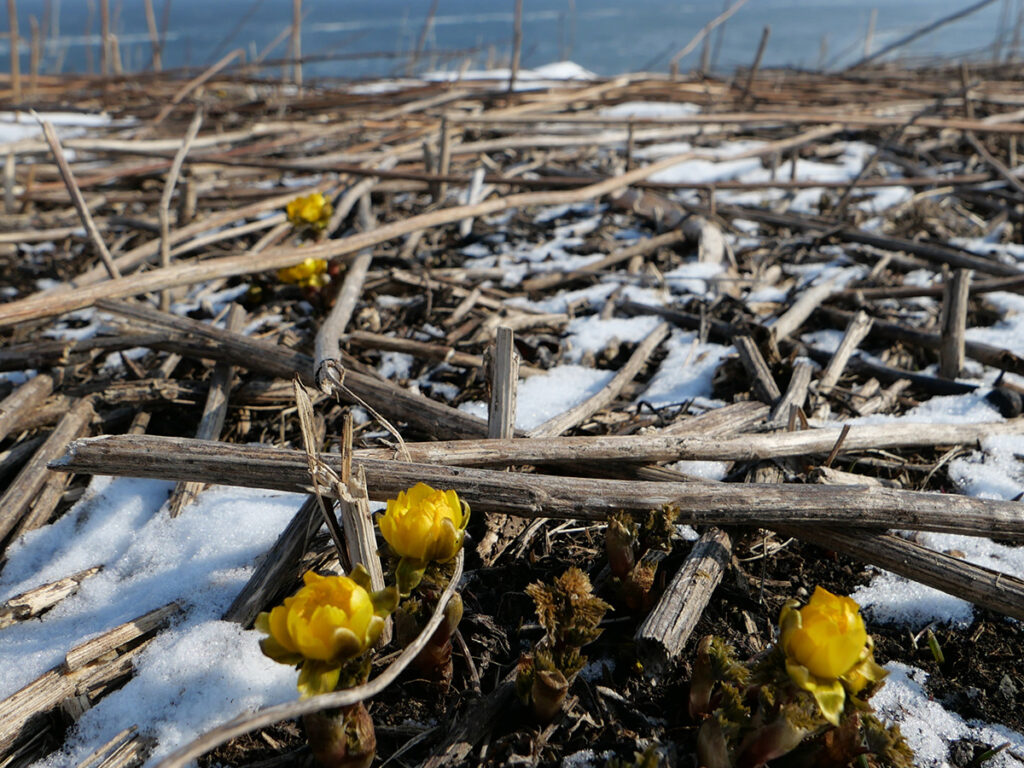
[0,566,103,630]
[528,321,669,438]
[315,194,375,392]
[479,327,523,565]
[734,335,781,405]
[635,528,732,672]
[0,374,53,443]
[817,310,874,396]
[0,399,94,550]
[36,118,120,280]
[939,268,972,379]
[52,435,1024,538]
[158,109,203,311]
[769,360,812,423]
[167,304,244,517]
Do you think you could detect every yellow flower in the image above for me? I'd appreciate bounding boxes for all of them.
[779,586,887,726]
[256,569,396,697]
[286,192,332,230]
[378,482,469,563]
[277,257,328,289]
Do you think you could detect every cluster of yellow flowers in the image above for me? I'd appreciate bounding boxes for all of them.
[276,257,329,289]
[257,482,468,696]
[286,192,332,231]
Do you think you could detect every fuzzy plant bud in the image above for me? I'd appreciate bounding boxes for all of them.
[303,703,376,768]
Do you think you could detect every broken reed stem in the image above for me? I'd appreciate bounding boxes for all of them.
[669,0,750,75]
[817,310,873,396]
[315,194,375,391]
[939,268,972,379]
[741,25,770,101]
[508,0,523,93]
[0,374,53,443]
[158,109,203,311]
[52,434,1024,538]
[291,0,302,88]
[734,335,781,405]
[150,49,244,129]
[0,399,94,550]
[36,118,121,280]
[634,528,732,672]
[166,304,243,517]
[769,359,812,423]
[487,327,519,440]
[99,0,110,76]
[144,0,162,70]
[7,0,20,104]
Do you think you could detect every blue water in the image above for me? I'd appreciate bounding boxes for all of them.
[1,0,1016,80]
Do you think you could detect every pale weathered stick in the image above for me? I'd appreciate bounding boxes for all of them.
[528,322,669,437]
[344,331,543,377]
[817,310,873,396]
[662,400,768,436]
[478,327,523,565]
[634,528,732,672]
[734,335,781,405]
[158,109,203,311]
[149,49,244,129]
[0,399,94,549]
[939,269,972,379]
[36,118,120,280]
[0,566,103,630]
[153,551,463,768]
[314,194,375,392]
[487,327,519,440]
[769,360,812,423]
[167,304,244,516]
[770,276,836,343]
[0,374,53,443]
[52,435,1024,538]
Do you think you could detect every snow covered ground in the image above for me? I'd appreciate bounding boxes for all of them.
[2,90,1024,768]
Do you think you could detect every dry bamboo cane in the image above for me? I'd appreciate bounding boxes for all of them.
[51,434,1024,538]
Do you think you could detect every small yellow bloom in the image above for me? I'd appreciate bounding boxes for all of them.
[256,569,398,696]
[277,257,328,289]
[259,571,383,663]
[378,482,469,563]
[286,192,332,230]
[782,586,866,679]
[778,586,887,726]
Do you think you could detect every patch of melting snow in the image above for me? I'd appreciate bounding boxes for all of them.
[0,477,306,764]
[459,365,615,432]
[873,664,1024,768]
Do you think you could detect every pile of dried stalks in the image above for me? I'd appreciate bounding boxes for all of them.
[2,60,1024,766]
